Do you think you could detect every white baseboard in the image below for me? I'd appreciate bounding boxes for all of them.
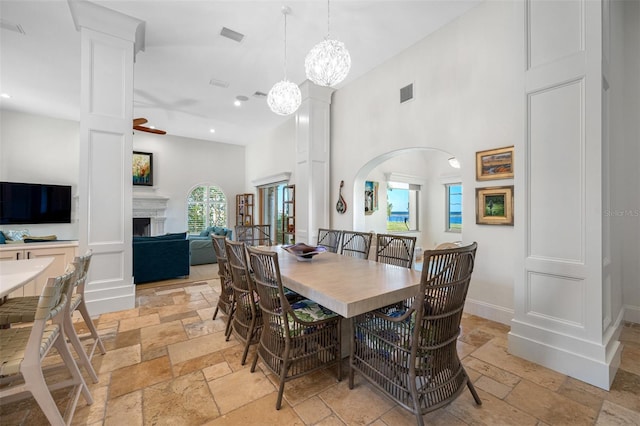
[464,298,514,326]
[85,284,135,316]
[624,304,640,324]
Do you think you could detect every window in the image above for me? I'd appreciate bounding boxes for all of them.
[446,183,462,232]
[387,182,420,232]
[257,182,287,244]
[187,185,227,233]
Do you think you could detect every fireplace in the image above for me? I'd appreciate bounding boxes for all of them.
[133,194,168,236]
[133,218,151,236]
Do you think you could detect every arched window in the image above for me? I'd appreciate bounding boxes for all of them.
[187,185,227,233]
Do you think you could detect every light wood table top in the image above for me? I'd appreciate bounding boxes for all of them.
[0,257,55,298]
[261,246,422,318]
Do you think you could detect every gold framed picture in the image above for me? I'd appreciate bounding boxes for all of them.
[476,186,514,225]
[476,146,514,181]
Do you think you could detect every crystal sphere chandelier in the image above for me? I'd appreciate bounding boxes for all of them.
[268,80,301,116]
[268,6,301,116]
[304,0,351,87]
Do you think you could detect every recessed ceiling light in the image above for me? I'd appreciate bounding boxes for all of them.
[0,93,11,99]
[210,128,216,133]
[234,100,241,107]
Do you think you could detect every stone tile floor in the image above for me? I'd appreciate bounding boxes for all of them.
[1,273,639,425]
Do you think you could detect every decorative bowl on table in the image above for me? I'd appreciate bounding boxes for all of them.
[283,243,327,262]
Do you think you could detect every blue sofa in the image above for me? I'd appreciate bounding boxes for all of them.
[133,232,190,284]
[188,226,233,265]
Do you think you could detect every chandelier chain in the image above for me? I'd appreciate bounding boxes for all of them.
[327,0,331,38]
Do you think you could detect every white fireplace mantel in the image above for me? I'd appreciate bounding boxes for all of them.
[133,193,169,236]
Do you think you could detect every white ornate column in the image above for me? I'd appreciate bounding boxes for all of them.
[510,0,621,389]
[69,0,145,315]
[294,81,334,245]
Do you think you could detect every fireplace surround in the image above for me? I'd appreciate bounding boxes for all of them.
[133,194,168,236]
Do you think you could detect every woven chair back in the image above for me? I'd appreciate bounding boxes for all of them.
[317,228,342,253]
[340,231,373,259]
[375,233,417,269]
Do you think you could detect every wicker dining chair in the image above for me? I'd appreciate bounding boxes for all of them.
[0,250,101,383]
[317,228,342,253]
[211,234,235,340]
[340,230,373,260]
[0,268,93,425]
[246,246,342,410]
[435,241,462,249]
[375,233,417,269]
[225,239,263,365]
[235,224,272,246]
[349,242,481,426]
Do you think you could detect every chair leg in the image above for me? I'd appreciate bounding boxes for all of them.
[54,335,93,406]
[77,301,106,355]
[466,377,482,405]
[224,306,235,341]
[240,341,251,366]
[64,312,99,383]
[212,306,219,320]
[275,363,288,410]
[22,367,66,426]
[250,351,259,372]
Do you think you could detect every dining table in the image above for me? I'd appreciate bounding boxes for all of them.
[0,257,55,298]
[262,245,422,318]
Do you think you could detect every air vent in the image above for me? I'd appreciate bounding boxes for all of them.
[253,91,268,98]
[1,19,26,34]
[220,27,245,43]
[209,78,229,88]
[400,84,413,103]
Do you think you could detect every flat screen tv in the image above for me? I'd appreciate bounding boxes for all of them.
[0,181,72,224]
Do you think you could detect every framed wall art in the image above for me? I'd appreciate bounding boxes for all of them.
[133,151,153,186]
[364,180,378,215]
[476,146,514,181]
[476,186,514,225]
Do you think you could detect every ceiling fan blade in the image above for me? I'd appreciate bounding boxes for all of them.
[133,118,148,126]
[133,125,167,135]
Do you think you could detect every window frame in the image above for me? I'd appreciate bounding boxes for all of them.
[386,182,420,232]
[186,184,227,233]
[445,182,462,233]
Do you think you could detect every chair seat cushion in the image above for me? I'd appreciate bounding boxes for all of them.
[290,299,338,322]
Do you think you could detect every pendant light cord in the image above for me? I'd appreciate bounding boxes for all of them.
[283,10,288,79]
[327,0,331,38]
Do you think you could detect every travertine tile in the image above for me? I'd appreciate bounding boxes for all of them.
[155,299,211,320]
[185,283,215,294]
[505,380,598,424]
[463,356,522,387]
[474,375,512,399]
[458,328,496,348]
[140,319,188,352]
[606,369,640,412]
[557,376,607,411]
[294,395,333,424]
[207,367,276,414]
[446,388,538,425]
[171,351,226,377]
[71,384,108,425]
[471,340,566,391]
[109,356,173,398]
[104,390,143,426]
[98,308,140,323]
[107,328,141,350]
[118,313,161,332]
[319,378,395,425]
[96,344,141,373]
[281,369,342,406]
[172,291,205,304]
[167,331,237,365]
[457,339,477,359]
[381,405,467,426]
[184,318,226,338]
[596,400,640,425]
[203,361,233,381]
[315,414,346,425]
[620,345,640,376]
[201,393,303,425]
[144,370,219,425]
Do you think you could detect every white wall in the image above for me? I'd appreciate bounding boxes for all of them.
[611,0,640,323]
[1,110,246,238]
[132,132,245,232]
[0,110,80,239]
[245,119,296,190]
[330,0,522,321]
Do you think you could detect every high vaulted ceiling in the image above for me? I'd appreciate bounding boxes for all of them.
[1,0,481,145]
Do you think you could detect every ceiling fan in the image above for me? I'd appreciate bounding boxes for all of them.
[133,118,166,135]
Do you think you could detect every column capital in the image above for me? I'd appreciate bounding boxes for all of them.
[68,0,145,58]
[300,80,335,104]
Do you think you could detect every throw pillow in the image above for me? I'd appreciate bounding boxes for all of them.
[199,229,210,237]
[4,229,30,241]
[214,229,227,236]
[0,231,6,244]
